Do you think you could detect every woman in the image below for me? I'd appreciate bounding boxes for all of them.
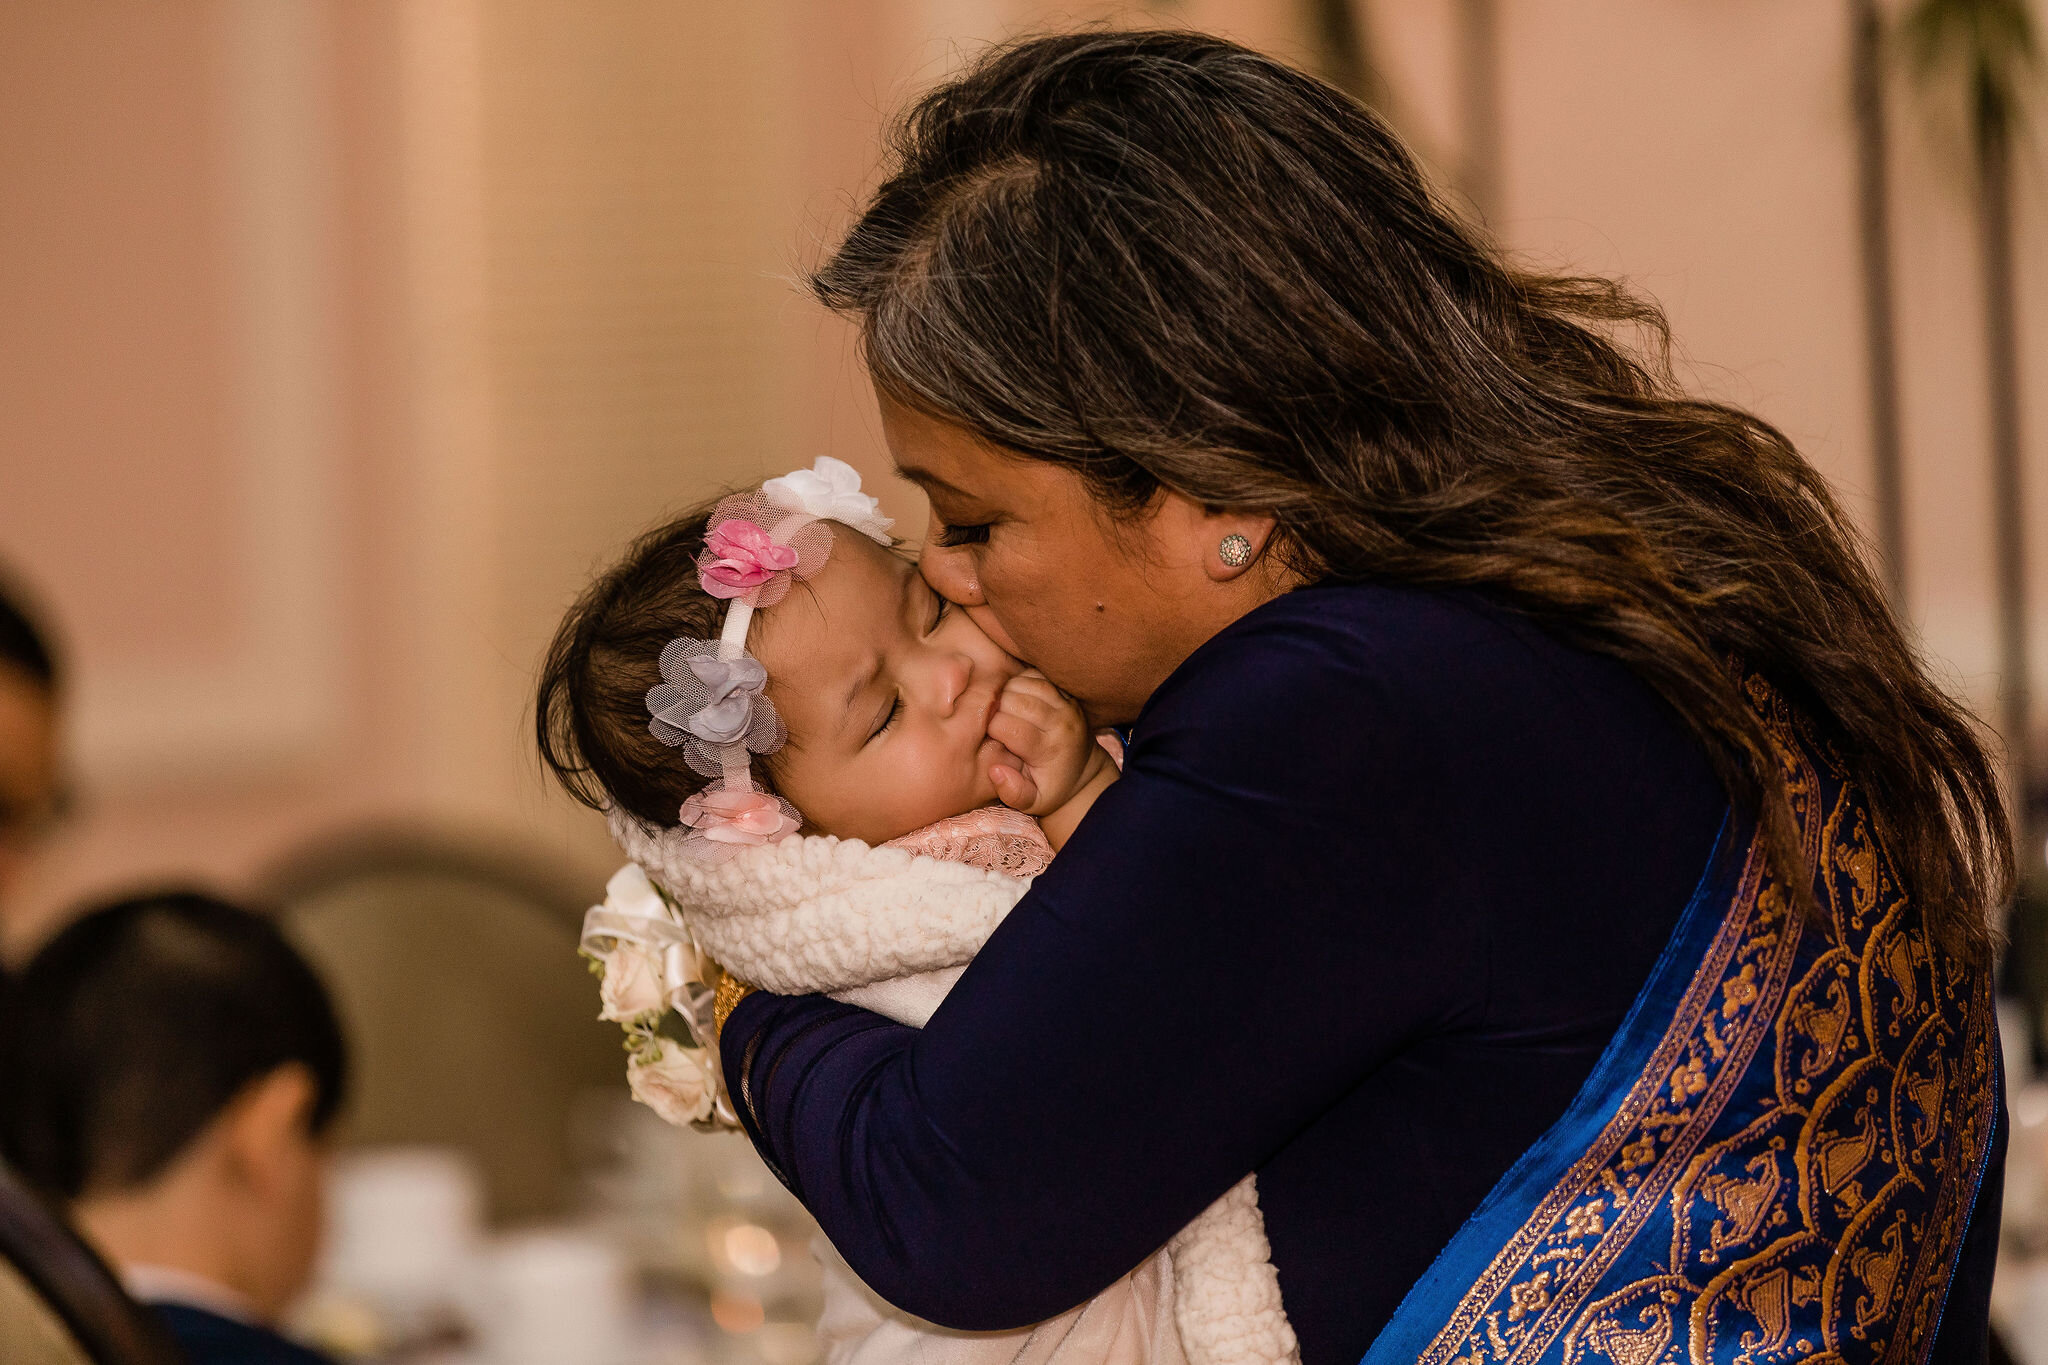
[721,31,2009,1365]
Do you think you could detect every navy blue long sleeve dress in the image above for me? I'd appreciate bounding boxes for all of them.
[721,584,2002,1365]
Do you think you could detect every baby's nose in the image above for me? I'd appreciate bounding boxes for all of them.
[929,651,975,716]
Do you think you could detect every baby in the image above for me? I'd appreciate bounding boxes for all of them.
[537,459,1296,1365]
[536,457,1114,867]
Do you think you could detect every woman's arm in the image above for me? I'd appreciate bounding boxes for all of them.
[722,589,1723,1331]
[725,602,1467,1328]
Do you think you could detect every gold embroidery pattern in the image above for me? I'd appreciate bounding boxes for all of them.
[1418,679,1996,1365]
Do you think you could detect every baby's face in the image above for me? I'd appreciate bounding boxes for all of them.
[753,530,1023,844]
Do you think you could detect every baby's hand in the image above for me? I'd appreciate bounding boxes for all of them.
[986,671,1116,848]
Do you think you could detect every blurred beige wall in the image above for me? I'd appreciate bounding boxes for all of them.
[1484,1,2047,744]
[0,0,2044,947]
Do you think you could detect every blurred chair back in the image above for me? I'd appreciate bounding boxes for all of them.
[265,830,622,1223]
[0,1163,179,1365]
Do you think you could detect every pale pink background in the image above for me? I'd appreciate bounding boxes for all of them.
[1,0,2043,948]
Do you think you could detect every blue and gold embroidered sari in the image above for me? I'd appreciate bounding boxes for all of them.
[1363,679,2000,1365]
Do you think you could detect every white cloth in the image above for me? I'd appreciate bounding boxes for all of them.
[830,966,962,1028]
[815,1236,1185,1365]
[120,1263,257,1324]
[614,814,1302,1365]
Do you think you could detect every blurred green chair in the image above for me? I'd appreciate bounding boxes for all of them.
[263,829,624,1224]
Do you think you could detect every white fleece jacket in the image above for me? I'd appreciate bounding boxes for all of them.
[612,815,1301,1365]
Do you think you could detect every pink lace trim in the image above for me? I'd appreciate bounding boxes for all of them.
[883,806,1054,878]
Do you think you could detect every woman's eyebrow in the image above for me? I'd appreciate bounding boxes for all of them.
[896,464,974,501]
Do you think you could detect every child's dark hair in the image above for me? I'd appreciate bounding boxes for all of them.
[537,501,783,829]
[0,570,59,693]
[0,890,347,1200]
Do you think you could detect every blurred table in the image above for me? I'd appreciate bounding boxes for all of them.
[294,1103,823,1365]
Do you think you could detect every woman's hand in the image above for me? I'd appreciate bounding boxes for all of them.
[986,671,1118,849]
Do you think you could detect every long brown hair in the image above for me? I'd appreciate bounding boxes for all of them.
[811,29,2010,960]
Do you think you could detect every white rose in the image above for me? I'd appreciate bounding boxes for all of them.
[598,943,669,1023]
[603,863,669,922]
[627,1041,714,1126]
[761,456,894,544]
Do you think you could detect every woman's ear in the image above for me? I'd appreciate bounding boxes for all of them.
[1200,516,1279,583]
[1149,492,1279,583]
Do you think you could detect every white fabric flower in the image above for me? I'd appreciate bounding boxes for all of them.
[598,943,669,1022]
[761,456,894,544]
[627,1039,715,1126]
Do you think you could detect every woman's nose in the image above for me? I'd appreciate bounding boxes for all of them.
[920,537,984,607]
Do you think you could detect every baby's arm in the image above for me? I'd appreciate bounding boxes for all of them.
[985,671,1117,850]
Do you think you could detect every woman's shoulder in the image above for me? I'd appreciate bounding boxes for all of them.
[1135,583,1711,807]
[1239,578,1552,644]
[1146,583,1586,726]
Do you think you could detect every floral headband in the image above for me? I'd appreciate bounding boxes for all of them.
[644,456,894,860]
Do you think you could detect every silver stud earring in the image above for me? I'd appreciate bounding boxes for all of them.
[1218,533,1254,568]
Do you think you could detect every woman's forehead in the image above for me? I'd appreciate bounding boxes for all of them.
[880,397,1022,501]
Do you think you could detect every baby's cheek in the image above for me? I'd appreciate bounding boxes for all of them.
[858,753,930,836]
[892,737,990,828]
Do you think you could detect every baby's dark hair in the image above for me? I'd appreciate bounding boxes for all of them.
[537,500,783,829]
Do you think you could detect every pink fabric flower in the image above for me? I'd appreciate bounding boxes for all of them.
[700,519,800,599]
[678,789,801,845]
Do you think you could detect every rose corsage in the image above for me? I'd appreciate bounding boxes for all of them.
[579,863,739,1130]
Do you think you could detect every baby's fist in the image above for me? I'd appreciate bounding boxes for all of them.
[985,671,1107,817]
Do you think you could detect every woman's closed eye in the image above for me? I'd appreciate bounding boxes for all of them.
[935,522,990,548]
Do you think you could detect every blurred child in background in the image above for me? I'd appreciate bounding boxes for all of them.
[0,578,64,952]
[0,891,347,1365]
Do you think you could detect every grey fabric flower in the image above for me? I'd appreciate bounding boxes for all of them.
[679,655,766,744]
[645,639,783,774]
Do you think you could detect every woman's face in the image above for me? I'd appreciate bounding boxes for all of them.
[881,395,1272,727]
